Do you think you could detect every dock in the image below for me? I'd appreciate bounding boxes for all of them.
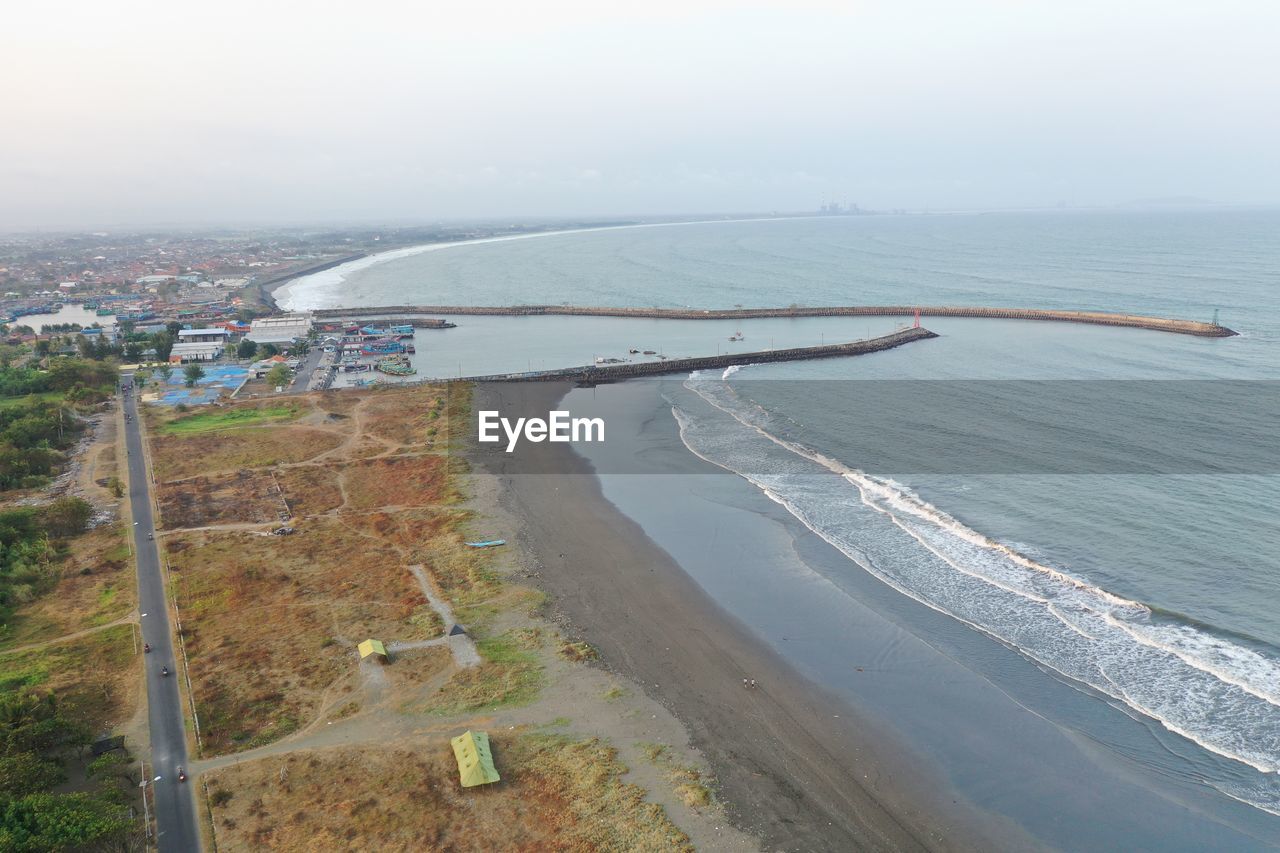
[459,327,938,382]
[312,304,1236,337]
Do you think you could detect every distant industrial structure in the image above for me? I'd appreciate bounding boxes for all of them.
[817,200,862,215]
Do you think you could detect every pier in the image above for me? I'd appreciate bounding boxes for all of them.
[312,304,1236,337]
[456,327,938,382]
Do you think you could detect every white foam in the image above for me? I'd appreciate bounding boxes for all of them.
[675,374,1280,816]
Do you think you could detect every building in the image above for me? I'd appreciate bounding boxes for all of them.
[177,327,231,344]
[357,639,388,662]
[247,312,313,345]
[169,341,224,363]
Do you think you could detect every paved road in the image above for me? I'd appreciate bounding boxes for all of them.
[121,382,202,852]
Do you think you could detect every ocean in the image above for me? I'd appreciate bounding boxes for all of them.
[284,209,1280,846]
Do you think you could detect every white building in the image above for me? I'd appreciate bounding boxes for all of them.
[247,312,313,345]
[170,341,224,363]
[178,328,231,344]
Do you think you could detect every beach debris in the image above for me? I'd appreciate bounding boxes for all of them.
[465,539,506,548]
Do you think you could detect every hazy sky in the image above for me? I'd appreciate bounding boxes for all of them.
[3,1,1277,227]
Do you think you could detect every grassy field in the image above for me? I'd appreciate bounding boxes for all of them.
[0,622,140,734]
[157,403,303,436]
[0,389,64,410]
[203,731,692,852]
[0,522,135,651]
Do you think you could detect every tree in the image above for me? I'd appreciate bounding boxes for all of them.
[150,332,174,363]
[236,339,257,360]
[183,364,205,387]
[266,364,291,389]
[259,343,280,357]
[40,497,93,537]
[155,364,172,384]
[123,342,143,363]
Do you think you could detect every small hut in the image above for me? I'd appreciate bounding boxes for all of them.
[450,730,500,788]
[357,639,388,663]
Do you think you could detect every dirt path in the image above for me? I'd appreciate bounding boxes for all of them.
[407,564,480,667]
[0,614,137,657]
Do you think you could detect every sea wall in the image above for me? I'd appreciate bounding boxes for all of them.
[459,326,938,382]
[312,304,1236,337]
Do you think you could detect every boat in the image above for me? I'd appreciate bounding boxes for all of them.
[728,330,744,341]
[642,350,657,355]
[374,355,416,376]
[628,348,640,354]
[95,306,116,316]
[390,324,414,336]
[360,337,403,355]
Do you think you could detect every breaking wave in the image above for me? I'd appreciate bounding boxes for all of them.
[677,373,1280,816]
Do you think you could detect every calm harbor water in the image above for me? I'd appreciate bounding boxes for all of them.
[286,210,1280,845]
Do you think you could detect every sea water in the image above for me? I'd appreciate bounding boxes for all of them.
[286,209,1280,840]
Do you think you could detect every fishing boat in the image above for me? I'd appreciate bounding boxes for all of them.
[390,324,414,336]
[728,330,744,341]
[374,355,416,376]
[360,325,389,336]
[96,306,116,316]
[360,337,403,356]
[628,348,640,354]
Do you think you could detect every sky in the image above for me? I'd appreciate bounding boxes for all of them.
[2,0,1278,228]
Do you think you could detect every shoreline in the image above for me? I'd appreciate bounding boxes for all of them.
[268,214,840,311]
[471,380,1006,851]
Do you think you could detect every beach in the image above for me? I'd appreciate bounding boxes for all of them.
[472,381,1011,851]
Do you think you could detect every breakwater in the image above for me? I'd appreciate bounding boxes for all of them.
[312,304,1236,337]
[458,327,937,382]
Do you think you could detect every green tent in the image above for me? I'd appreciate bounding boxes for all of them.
[451,730,500,788]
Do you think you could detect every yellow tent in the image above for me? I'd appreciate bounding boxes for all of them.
[451,730,500,788]
[357,639,388,661]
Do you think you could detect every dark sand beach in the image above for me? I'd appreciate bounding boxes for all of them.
[471,381,1006,852]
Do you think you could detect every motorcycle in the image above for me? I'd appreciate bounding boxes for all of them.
[177,767,187,783]
[144,643,151,653]
[161,666,169,678]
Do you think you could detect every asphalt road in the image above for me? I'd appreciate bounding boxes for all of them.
[121,382,201,852]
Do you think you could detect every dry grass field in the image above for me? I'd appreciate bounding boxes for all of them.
[166,520,436,754]
[157,470,284,528]
[203,731,692,852]
[149,426,343,481]
[146,385,736,850]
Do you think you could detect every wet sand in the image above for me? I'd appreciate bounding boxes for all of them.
[471,381,1001,852]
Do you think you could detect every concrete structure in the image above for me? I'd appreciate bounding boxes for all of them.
[177,327,230,343]
[315,304,1237,338]
[247,312,313,345]
[169,341,224,362]
[464,327,938,382]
